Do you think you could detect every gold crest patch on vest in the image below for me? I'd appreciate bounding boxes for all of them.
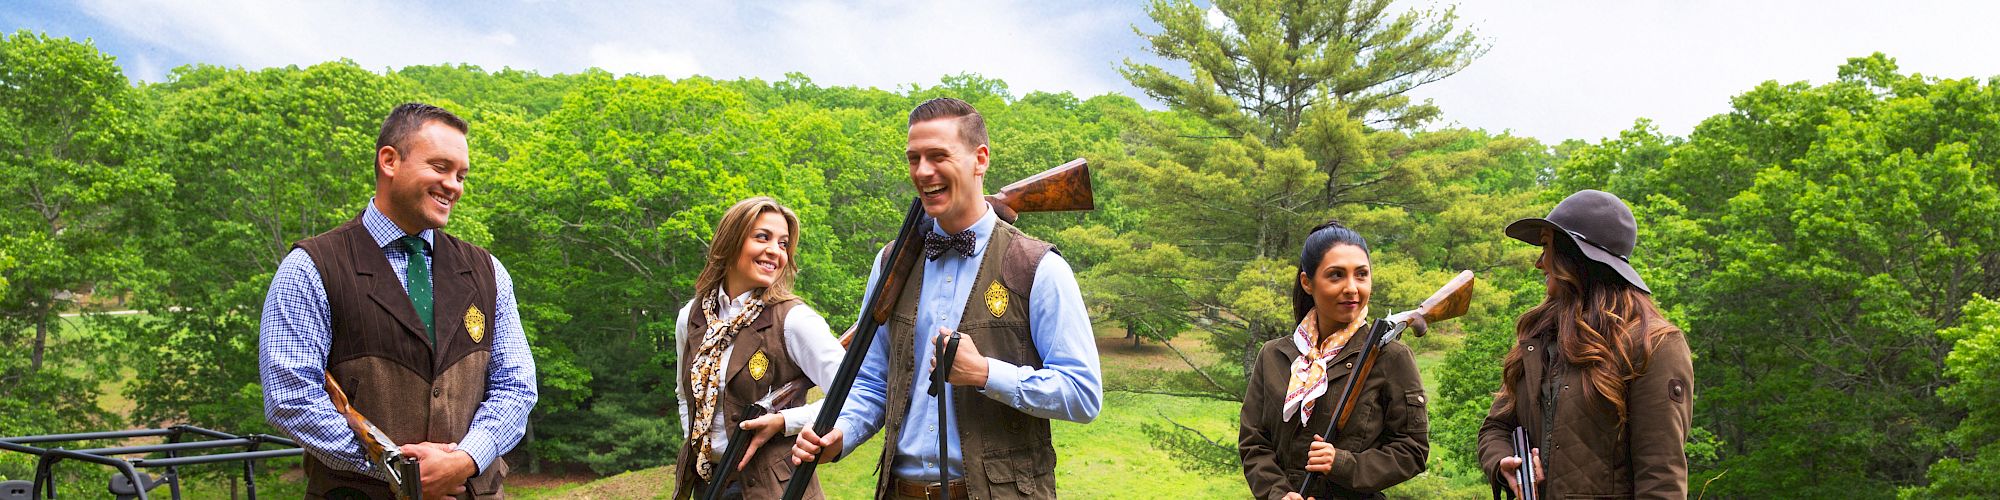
[465,305,486,343]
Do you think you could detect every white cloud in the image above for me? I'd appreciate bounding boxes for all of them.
[74,0,548,78]
[68,0,2000,145]
[66,0,1147,101]
[588,42,702,78]
[1403,0,2000,142]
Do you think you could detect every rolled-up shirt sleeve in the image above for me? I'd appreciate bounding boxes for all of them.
[976,253,1102,423]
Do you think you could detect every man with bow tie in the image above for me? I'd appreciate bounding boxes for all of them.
[789,97,1103,499]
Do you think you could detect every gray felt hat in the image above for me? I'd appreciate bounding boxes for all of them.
[1504,189,1650,294]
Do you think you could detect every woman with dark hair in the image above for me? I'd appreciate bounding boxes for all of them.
[671,197,842,500]
[1240,221,1430,500]
[1477,190,1693,499]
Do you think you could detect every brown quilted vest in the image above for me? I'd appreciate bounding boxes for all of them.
[671,297,824,500]
[874,220,1057,500]
[292,215,505,499]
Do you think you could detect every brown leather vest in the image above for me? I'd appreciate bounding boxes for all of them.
[671,297,824,500]
[292,215,505,499]
[875,221,1058,500]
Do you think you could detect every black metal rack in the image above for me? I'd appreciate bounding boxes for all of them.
[0,425,302,500]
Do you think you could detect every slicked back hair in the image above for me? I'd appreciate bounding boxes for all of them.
[1293,220,1371,324]
[375,102,468,174]
[907,97,987,150]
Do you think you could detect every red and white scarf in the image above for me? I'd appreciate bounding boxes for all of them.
[1281,306,1367,425]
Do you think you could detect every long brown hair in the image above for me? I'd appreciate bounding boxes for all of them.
[1500,238,1673,425]
[693,196,801,305]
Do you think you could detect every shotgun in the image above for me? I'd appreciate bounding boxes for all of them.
[700,332,855,500]
[702,377,815,500]
[783,159,1097,500]
[986,158,1092,224]
[1298,270,1475,495]
[1511,426,1539,500]
[323,372,422,500]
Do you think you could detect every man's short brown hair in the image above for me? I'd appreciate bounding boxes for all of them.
[907,97,987,150]
[375,102,468,155]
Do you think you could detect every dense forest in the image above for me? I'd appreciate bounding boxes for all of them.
[4,0,1999,497]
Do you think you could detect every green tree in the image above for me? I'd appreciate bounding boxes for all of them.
[1108,0,1496,385]
[1124,0,1482,139]
[1902,296,2000,498]
[0,30,167,372]
[115,60,410,433]
[0,30,164,481]
[1599,54,2000,497]
[481,73,830,473]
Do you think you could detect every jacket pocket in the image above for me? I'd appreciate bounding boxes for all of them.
[980,445,1055,495]
[1405,388,1430,430]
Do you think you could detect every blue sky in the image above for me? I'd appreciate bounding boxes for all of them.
[7,1,2000,143]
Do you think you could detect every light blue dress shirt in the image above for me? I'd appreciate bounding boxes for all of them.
[832,206,1102,481]
[259,201,537,480]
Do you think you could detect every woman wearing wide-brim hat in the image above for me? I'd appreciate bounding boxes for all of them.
[1475,190,1694,499]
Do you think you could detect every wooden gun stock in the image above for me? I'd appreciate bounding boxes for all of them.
[868,158,1094,323]
[985,158,1093,223]
[1415,270,1476,324]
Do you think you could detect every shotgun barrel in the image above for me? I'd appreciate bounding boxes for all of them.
[1513,426,1539,500]
[702,375,817,500]
[783,198,931,499]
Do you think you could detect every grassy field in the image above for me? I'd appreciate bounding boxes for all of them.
[518,391,1246,499]
[16,321,1485,499]
[512,332,1251,499]
[514,331,1482,499]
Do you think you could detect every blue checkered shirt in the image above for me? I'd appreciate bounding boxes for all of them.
[259,201,537,479]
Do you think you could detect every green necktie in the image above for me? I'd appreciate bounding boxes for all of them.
[398,235,434,345]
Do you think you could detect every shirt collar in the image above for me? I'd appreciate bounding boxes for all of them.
[717,287,757,308]
[928,203,996,258]
[363,198,435,251]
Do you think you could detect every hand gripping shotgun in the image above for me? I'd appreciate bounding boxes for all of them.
[782,158,1095,500]
[1297,270,1476,495]
[701,331,858,500]
[324,372,423,500]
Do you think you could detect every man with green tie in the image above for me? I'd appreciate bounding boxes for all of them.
[259,103,538,499]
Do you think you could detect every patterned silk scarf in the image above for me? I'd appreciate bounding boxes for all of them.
[1281,306,1368,426]
[688,291,766,480]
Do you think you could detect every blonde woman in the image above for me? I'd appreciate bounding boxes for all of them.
[672,197,842,500]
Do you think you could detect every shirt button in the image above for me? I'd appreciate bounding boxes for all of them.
[431,387,443,398]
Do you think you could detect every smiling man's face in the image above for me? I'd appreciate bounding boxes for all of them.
[376,120,469,234]
[906,116,989,233]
